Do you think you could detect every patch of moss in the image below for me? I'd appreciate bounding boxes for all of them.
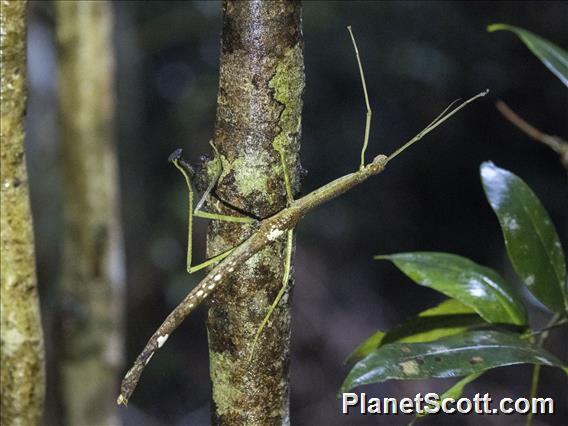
[269,43,304,192]
[231,153,271,198]
[269,43,304,150]
[209,351,244,416]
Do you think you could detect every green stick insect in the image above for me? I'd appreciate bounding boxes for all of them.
[168,137,295,359]
[118,27,488,405]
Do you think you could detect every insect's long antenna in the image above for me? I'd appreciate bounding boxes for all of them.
[387,89,489,161]
[348,26,372,171]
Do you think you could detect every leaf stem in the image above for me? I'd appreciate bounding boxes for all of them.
[522,317,567,339]
[526,312,562,426]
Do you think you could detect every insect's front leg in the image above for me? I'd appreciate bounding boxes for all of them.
[193,141,257,223]
[169,147,255,276]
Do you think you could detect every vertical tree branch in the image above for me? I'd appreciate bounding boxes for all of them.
[54,2,125,424]
[1,1,46,424]
[206,1,304,423]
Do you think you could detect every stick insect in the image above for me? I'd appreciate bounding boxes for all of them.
[117,27,488,405]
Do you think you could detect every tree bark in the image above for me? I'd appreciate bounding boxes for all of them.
[206,1,304,424]
[54,2,125,425]
[0,1,46,424]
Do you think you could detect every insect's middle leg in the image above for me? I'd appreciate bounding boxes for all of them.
[249,229,293,360]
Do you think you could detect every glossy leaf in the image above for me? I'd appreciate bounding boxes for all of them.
[346,331,385,365]
[346,299,485,364]
[415,372,484,419]
[481,162,567,313]
[376,252,528,325]
[488,23,568,87]
[438,371,484,400]
[340,330,566,392]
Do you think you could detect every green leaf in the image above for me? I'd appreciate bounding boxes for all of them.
[345,331,385,365]
[376,252,528,326]
[420,298,476,316]
[488,23,568,87]
[439,371,484,400]
[481,162,567,314]
[345,299,486,364]
[386,304,485,345]
[340,330,566,393]
[415,372,484,419]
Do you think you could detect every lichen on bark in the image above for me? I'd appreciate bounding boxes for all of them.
[206,1,304,424]
[1,1,46,424]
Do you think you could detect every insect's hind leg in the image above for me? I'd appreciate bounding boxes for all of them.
[249,229,294,361]
[249,140,296,360]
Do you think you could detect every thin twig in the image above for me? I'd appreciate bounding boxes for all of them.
[496,100,568,173]
[522,317,567,339]
[526,313,563,426]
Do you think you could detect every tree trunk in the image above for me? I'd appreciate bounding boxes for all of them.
[0,1,46,424]
[206,1,304,424]
[54,2,125,425]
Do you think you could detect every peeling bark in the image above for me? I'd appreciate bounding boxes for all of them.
[206,1,304,424]
[0,1,46,424]
[54,2,125,425]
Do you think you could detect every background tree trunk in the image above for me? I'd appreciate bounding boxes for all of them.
[54,2,125,425]
[0,1,46,424]
[206,1,304,424]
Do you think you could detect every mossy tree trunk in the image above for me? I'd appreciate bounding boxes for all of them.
[0,1,46,424]
[206,1,304,424]
[54,2,125,425]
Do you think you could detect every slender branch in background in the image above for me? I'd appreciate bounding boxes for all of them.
[496,100,568,173]
[55,1,125,424]
[1,1,46,424]
[522,318,568,339]
[117,90,488,406]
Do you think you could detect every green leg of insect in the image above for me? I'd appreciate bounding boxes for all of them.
[249,135,296,360]
[171,151,255,274]
[249,27,374,360]
[249,228,293,360]
[347,25,371,171]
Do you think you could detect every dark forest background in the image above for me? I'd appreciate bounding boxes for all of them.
[26,1,566,425]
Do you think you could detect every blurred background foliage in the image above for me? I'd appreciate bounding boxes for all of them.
[26,1,566,425]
